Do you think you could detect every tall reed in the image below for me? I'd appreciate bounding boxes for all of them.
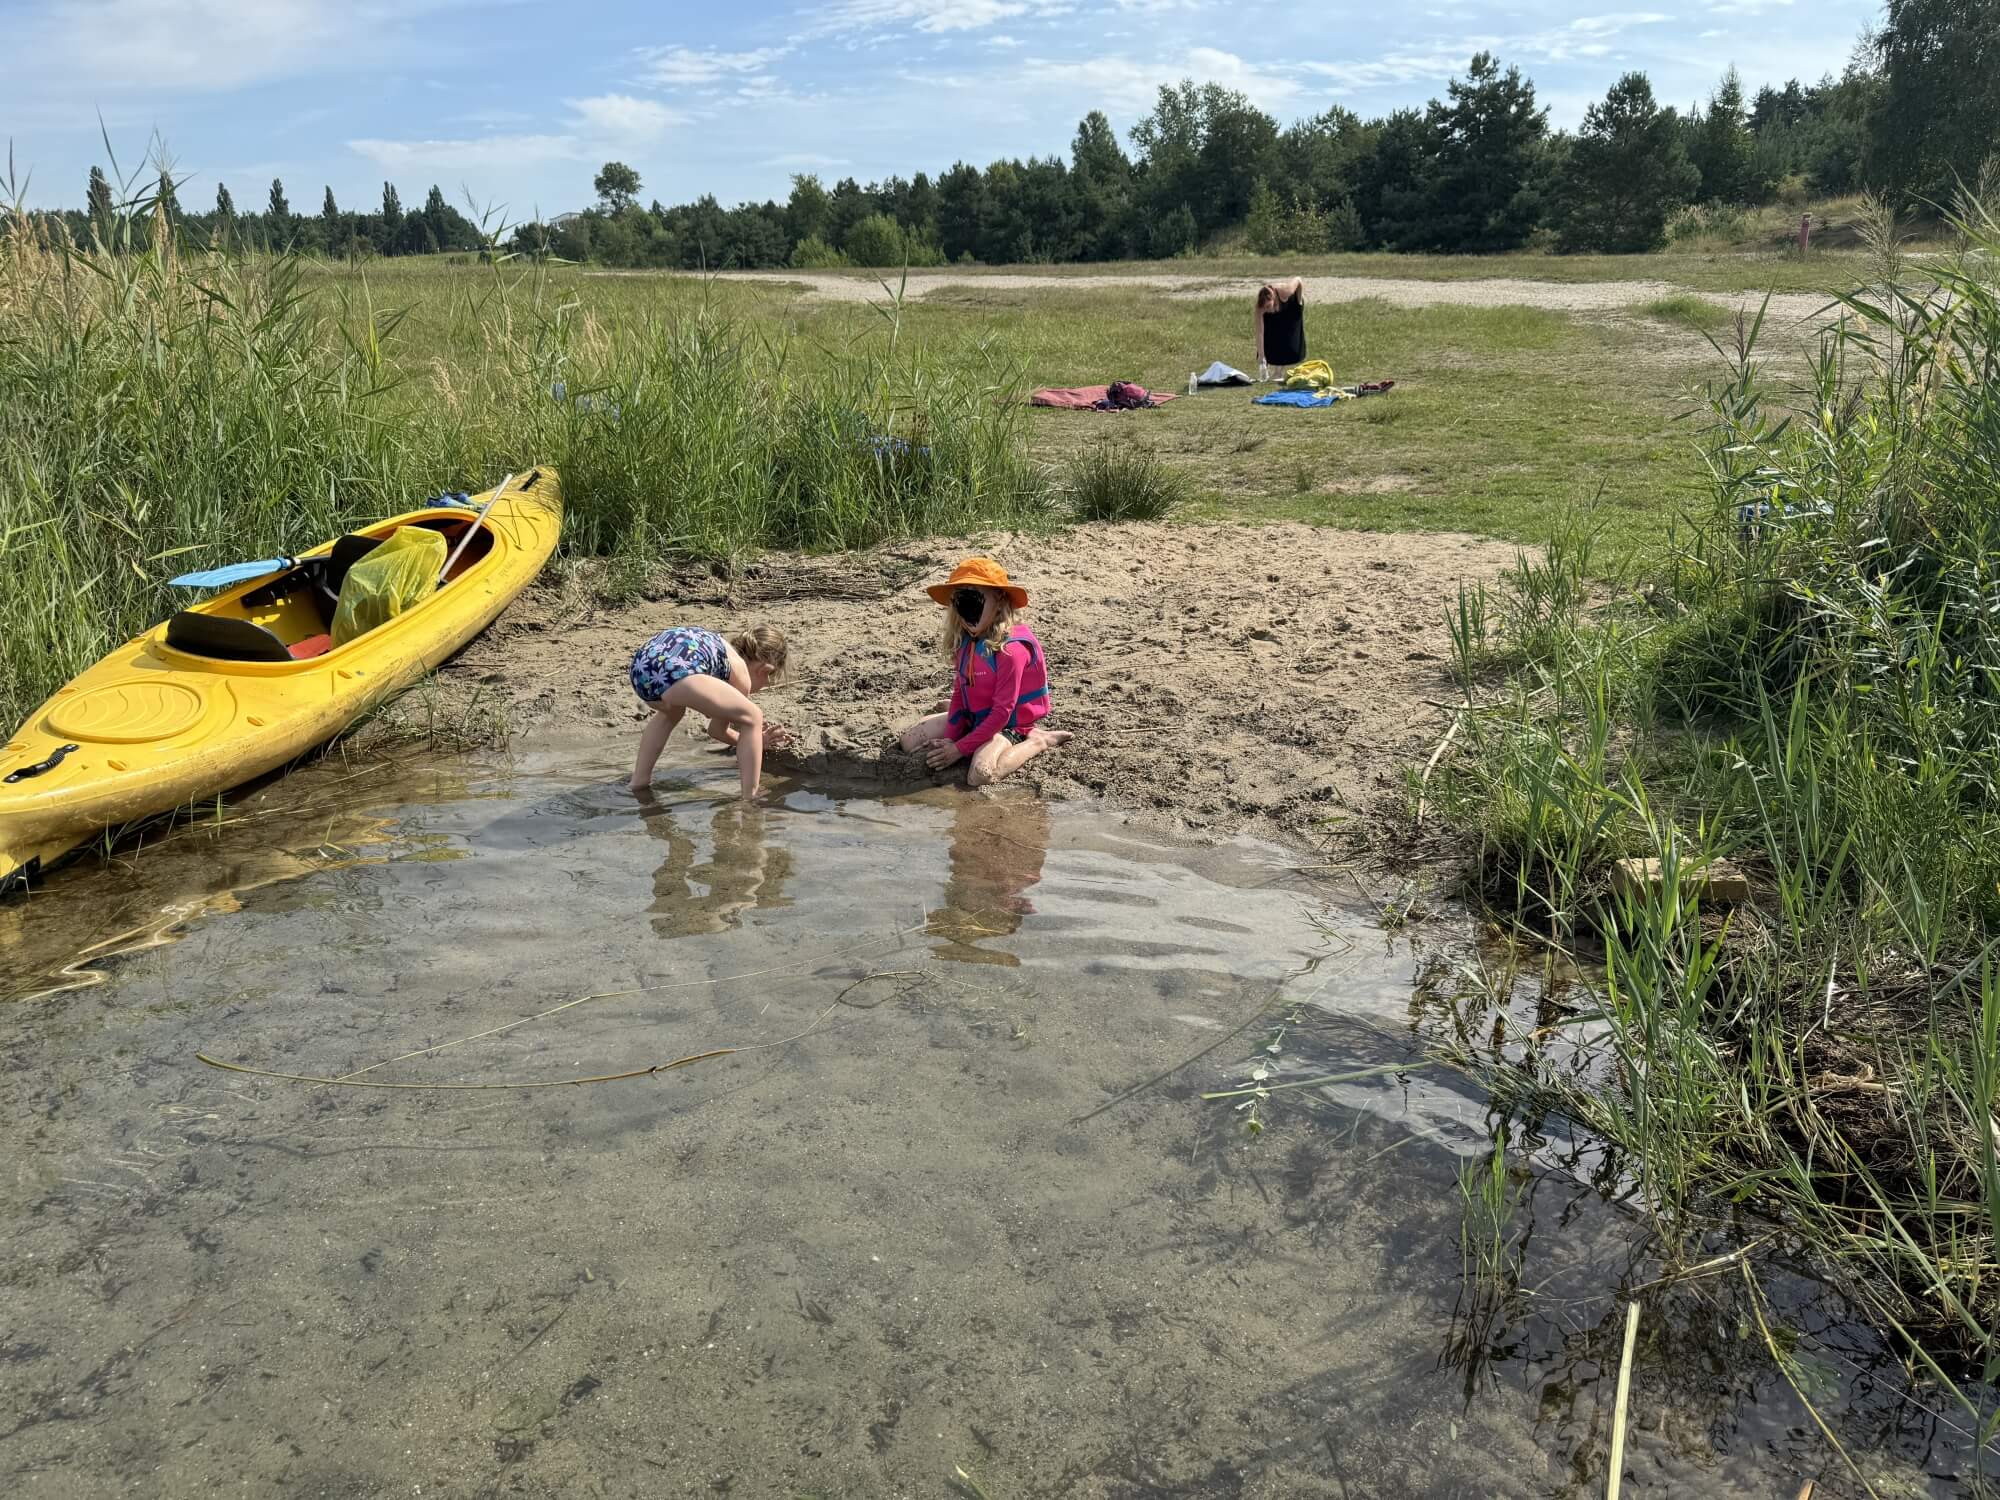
[0,171,1046,729]
[1432,207,2000,1429]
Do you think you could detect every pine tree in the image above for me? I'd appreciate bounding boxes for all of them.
[380,182,403,250]
[1556,73,1701,253]
[267,178,292,241]
[1423,53,1549,251]
[1693,66,1754,203]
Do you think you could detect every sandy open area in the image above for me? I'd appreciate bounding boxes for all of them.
[702,267,1835,326]
[422,522,1523,844]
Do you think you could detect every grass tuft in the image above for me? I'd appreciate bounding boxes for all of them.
[1066,443,1194,523]
[1640,293,1732,331]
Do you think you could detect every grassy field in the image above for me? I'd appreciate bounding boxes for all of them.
[1,208,1809,728]
[369,256,1730,558]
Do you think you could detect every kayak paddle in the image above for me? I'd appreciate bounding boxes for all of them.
[437,472,514,586]
[168,557,297,589]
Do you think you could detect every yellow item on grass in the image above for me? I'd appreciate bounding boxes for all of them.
[330,525,447,646]
[0,469,564,894]
[1281,359,1337,393]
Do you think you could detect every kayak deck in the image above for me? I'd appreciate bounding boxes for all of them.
[0,469,562,893]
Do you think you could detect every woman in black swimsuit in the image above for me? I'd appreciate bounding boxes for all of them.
[1255,278,1306,375]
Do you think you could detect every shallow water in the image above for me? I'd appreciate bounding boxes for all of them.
[0,747,1987,1497]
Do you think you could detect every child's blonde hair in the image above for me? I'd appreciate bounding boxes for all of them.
[939,594,1016,659]
[730,624,789,683]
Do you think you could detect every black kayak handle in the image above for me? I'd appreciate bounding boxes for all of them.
[5,744,79,783]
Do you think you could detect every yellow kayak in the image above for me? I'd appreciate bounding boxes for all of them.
[0,468,562,893]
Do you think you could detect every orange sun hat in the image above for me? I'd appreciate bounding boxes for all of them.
[926,557,1028,610]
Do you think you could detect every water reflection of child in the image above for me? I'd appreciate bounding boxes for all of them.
[642,798,794,939]
[898,559,1073,786]
[926,797,1052,966]
[628,624,789,798]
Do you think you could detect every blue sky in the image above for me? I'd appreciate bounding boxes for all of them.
[9,0,1879,221]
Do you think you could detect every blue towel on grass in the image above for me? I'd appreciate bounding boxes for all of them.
[1254,389,1339,408]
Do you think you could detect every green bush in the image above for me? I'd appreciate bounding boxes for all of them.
[840,214,945,269]
[790,234,847,268]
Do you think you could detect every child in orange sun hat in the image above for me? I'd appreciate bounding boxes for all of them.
[898,557,1072,787]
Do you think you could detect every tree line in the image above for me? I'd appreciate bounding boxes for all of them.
[516,0,1995,267]
[56,170,488,259]
[28,0,1994,267]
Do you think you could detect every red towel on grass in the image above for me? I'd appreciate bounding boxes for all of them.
[1029,384,1177,409]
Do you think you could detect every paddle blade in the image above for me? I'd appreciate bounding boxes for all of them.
[167,557,293,589]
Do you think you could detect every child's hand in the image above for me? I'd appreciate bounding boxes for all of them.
[926,739,964,770]
[766,722,797,749]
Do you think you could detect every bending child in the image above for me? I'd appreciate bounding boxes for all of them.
[628,624,788,797]
[900,559,1072,787]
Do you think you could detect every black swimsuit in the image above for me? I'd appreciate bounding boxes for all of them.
[1263,292,1305,366]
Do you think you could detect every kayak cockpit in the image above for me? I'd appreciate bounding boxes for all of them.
[160,513,498,666]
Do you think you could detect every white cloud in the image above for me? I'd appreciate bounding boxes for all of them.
[1568,11,1674,36]
[35,0,360,91]
[567,93,684,140]
[1028,48,1304,111]
[348,93,680,176]
[812,0,1038,35]
[1298,48,1475,90]
[986,34,1024,47]
[1705,0,1793,11]
[637,45,791,86]
[348,133,586,173]
[22,0,488,94]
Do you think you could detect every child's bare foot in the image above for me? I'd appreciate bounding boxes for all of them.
[1029,727,1073,750]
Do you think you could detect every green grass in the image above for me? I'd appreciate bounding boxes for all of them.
[325,252,1807,571]
[1425,216,2000,1415]
[1640,293,1734,331]
[1064,441,1192,522]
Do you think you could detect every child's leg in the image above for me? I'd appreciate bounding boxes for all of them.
[966,726,1074,788]
[659,675,765,797]
[630,705,685,790]
[899,713,952,753]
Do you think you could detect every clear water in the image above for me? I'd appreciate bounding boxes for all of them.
[0,747,1988,1497]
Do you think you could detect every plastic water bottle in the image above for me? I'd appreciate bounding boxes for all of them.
[1187,371,1198,396]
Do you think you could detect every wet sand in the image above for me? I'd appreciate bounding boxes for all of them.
[415,521,1522,847]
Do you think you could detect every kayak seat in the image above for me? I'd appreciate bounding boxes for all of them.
[313,534,385,623]
[165,611,294,663]
[325,533,384,591]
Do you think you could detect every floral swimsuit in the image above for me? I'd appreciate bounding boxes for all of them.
[630,626,733,705]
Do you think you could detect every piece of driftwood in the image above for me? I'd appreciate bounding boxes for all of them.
[1610,856,1751,905]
